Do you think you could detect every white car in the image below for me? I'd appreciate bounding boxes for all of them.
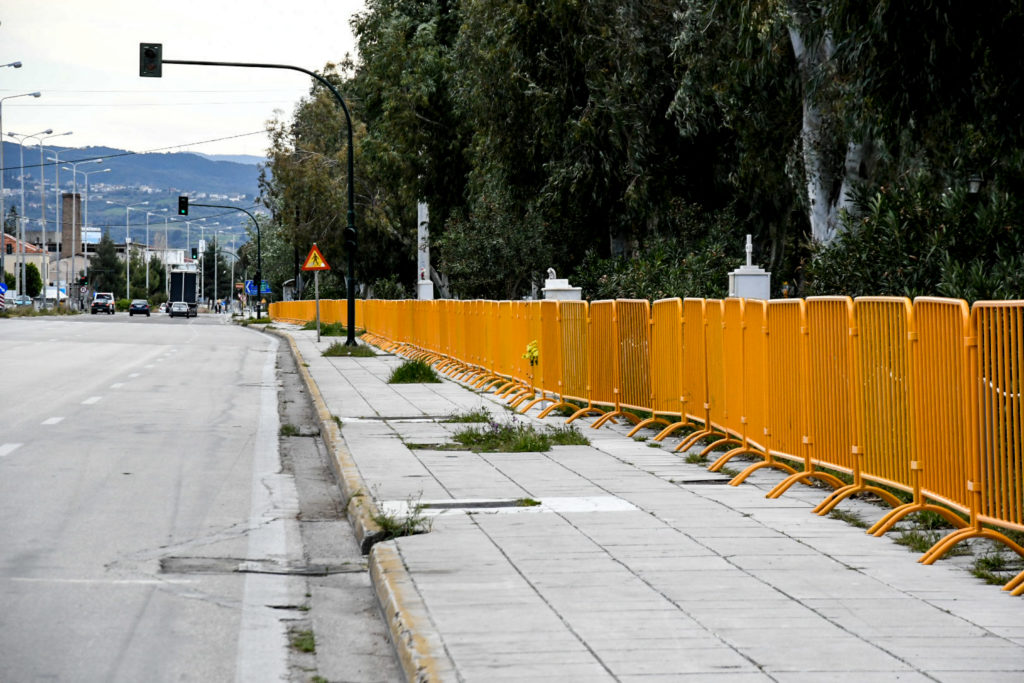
[168,301,191,318]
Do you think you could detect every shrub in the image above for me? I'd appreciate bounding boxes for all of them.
[388,359,441,383]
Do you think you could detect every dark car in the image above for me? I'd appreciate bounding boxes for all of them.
[168,301,191,318]
[129,299,151,317]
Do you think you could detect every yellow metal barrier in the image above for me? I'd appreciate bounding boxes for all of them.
[520,300,563,412]
[767,297,855,499]
[677,300,727,452]
[708,299,768,472]
[729,299,805,485]
[629,298,684,436]
[539,301,598,420]
[664,299,712,447]
[920,301,1024,575]
[868,298,974,535]
[594,299,649,429]
[585,301,620,427]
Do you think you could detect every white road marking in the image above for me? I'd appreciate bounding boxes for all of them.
[81,396,102,405]
[0,443,23,457]
[8,577,197,585]
[110,383,124,389]
[144,364,155,369]
[129,373,141,378]
[41,417,64,426]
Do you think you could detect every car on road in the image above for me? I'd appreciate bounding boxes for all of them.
[168,301,191,318]
[11,294,33,308]
[129,299,151,317]
[91,292,116,315]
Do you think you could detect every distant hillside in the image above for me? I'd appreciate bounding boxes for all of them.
[1,142,263,250]
[196,153,266,166]
[1,142,260,199]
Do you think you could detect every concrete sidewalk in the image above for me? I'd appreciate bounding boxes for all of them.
[276,324,1024,682]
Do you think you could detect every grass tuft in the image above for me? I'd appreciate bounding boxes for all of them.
[280,423,299,437]
[444,408,492,423]
[290,630,316,653]
[323,342,375,357]
[388,359,441,383]
[371,497,433,540]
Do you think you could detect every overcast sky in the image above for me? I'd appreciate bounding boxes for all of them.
[1,0,365,159]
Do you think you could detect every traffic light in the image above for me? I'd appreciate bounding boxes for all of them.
[178,195,188,216]
[139,43,163,78]
[191,247,198,260]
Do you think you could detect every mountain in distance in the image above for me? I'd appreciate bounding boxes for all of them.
[1,141,265,250]
[195,153,267,166]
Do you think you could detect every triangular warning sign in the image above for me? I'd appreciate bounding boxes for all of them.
[302,244,331,271]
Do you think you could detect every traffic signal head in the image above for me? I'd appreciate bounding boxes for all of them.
[191,247,198,259]
[178,196,188,216]
[139,43,163,78]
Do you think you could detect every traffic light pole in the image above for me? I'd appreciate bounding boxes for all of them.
[189,203,262,319]
[141,48,358,345]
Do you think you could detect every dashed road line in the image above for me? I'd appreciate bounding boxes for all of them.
[0,443,23,457]
[111,383,124,389]
[81,396,102,405]
[41,417,64,426]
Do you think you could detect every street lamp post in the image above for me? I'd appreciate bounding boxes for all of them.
[0,90,41,287]
[106,200,148,300]
[34,131,73,301]
[7,128,51,295]
[140,49,356,342]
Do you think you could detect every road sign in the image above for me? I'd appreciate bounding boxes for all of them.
[301,243,330,271]
[260,280,272,294]
[244,280,257,295]
[0,282,7,294]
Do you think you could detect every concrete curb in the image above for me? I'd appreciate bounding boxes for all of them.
[370,543,457,683]
[274,329,384,553]
[271,328,456,682]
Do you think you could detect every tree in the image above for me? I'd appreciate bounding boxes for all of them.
[90,233,123,295]
[23,262,42,297]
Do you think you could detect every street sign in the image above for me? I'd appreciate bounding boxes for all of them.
[301,243,330,271]
[260,280,272,294]
[0,282,7,294]
[244,280,257,295]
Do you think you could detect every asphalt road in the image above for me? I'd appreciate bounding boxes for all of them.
[0,313,309,681]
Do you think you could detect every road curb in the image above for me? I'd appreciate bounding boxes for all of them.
[370,542,457,683]
[273,329,384,553]
[272,328,456,682]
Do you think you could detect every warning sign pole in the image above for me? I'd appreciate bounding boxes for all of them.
[301,243,331,343]
[315,270,321,342]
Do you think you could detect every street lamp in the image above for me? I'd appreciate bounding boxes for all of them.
[34,131,73,298]
[8,128,52,295]
[0,90,41,287]
[106,199,148,300]
[63,163,109,303]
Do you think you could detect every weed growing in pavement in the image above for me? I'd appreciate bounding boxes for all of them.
[301,320,364,337]
[371,496,433,540]
[828,509,870,529]
[280,423,299,437]
[323,342,375,357]
[290,630,316,653]
[685,453,706,465]
[647,441,662,449]
[388,359,441,383]
[970,549,1021,585]
[453,418,589,452]
[443,407,492,423]
[332,415,343,429]
[515,498,542,507]
[633,435,649,442]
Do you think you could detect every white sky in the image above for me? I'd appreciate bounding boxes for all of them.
[1,0,366,158]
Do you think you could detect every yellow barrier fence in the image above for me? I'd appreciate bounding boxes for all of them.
[275,295,1024,594]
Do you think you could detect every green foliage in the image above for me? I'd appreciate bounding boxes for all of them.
[371,496,433,540]
[806,173,1024,300]
[387,359,441,383]
[572,204,743,300]
[369,274,409,300]
[90,233,123,296]
[322,342,375,357]
[452,419,588,452]
[23,262,42,297]
[443,408,492,423]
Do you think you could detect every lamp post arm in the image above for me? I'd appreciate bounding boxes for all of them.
[162,57,356,342]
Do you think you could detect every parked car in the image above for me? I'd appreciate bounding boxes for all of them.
[12,294,33,307]
[91,292,116,315]
[168,301,191,318]
[129,299,151,317]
